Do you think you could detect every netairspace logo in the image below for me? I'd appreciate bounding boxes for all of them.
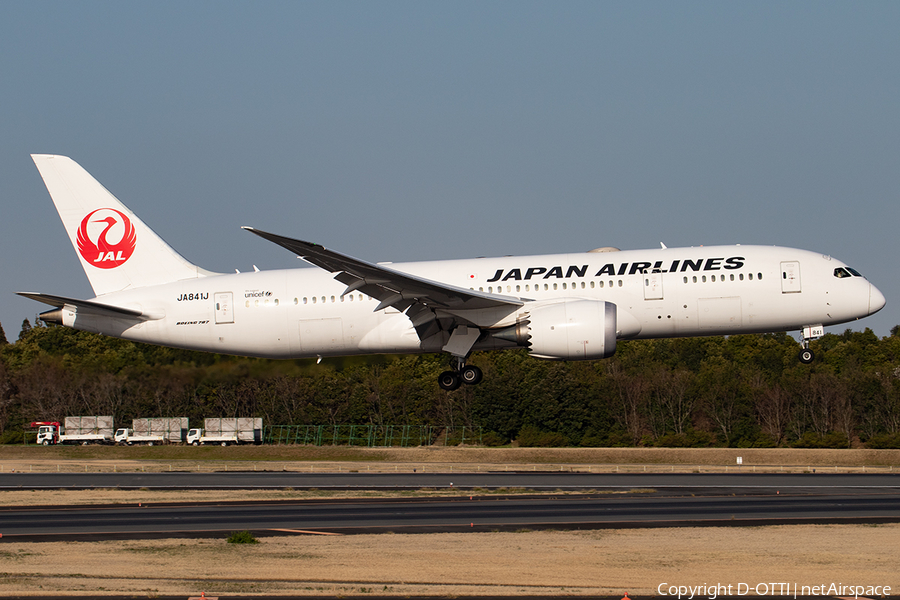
[656,582,892,599]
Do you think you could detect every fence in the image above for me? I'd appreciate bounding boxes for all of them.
[265,425,482,447]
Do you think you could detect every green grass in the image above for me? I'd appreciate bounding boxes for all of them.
[226,530,259,544]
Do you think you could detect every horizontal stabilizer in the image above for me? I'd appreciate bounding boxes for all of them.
[17,292,145,319]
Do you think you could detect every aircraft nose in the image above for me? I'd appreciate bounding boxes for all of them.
[869,282,886,315]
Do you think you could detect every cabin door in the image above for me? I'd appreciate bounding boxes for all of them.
[780,262,801,293]
[215,292,234,323]
[643,272,664,300]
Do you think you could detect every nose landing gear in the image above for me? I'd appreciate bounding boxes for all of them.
[798,347,815,364]
[798,324,823,364]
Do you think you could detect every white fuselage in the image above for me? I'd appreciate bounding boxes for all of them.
[59,244,883,360]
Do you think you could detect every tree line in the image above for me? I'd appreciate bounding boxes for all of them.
[1,318,899,448]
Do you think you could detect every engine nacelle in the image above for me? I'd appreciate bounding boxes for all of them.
[526,299,617,360]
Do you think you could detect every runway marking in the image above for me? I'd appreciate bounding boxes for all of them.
[271,528,343,536]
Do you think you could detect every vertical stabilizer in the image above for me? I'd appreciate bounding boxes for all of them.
[31,154,215,296]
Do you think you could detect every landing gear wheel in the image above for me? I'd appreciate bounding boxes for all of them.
[461,365,483,385]
[799,348,815,364]
[438,370,462,391]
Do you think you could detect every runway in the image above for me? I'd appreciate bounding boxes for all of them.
[0,472,898,541]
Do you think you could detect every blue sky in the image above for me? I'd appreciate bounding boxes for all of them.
[1,2,898,340]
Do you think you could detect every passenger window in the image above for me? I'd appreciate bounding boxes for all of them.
[692,276,697,283]
[618,280,623,287]
[739,274,744,281]
[702,276,707,283]
[331,296,335,303]
[599,281,604,288]
[321,296,326,303]
[516,285,521,292]
[590,281,595,289]
[312,297,316,304]
[730,274,734,281]
[553,283,558,290]
[757,273,762,280]
[294,298,298,305]
[544,284,549,290]
[748,274,753,281]
[245,300,250,308]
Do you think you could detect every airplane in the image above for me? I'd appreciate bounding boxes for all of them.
[19,155,885,390]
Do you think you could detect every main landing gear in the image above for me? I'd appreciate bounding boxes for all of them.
[438,357,483,391]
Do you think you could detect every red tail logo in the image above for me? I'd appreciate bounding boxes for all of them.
[76,209,137,269]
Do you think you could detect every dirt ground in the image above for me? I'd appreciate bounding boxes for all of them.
[0,525,896,596]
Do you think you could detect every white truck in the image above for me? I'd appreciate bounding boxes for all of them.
[187,418,263,446]
[186,429,239,446]
[114,428,166,445]
[32,417,114,445]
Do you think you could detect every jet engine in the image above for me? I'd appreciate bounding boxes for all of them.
[493,299,618,360]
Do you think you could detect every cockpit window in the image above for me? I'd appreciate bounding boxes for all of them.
[834,267,864,279]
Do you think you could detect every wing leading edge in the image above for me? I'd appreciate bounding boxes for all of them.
[242,227,522,337]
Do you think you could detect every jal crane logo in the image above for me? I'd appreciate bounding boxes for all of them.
[76,208,137,268]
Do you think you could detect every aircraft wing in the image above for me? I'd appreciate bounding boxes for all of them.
[242,228,523,316]
[17,292,145,318]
